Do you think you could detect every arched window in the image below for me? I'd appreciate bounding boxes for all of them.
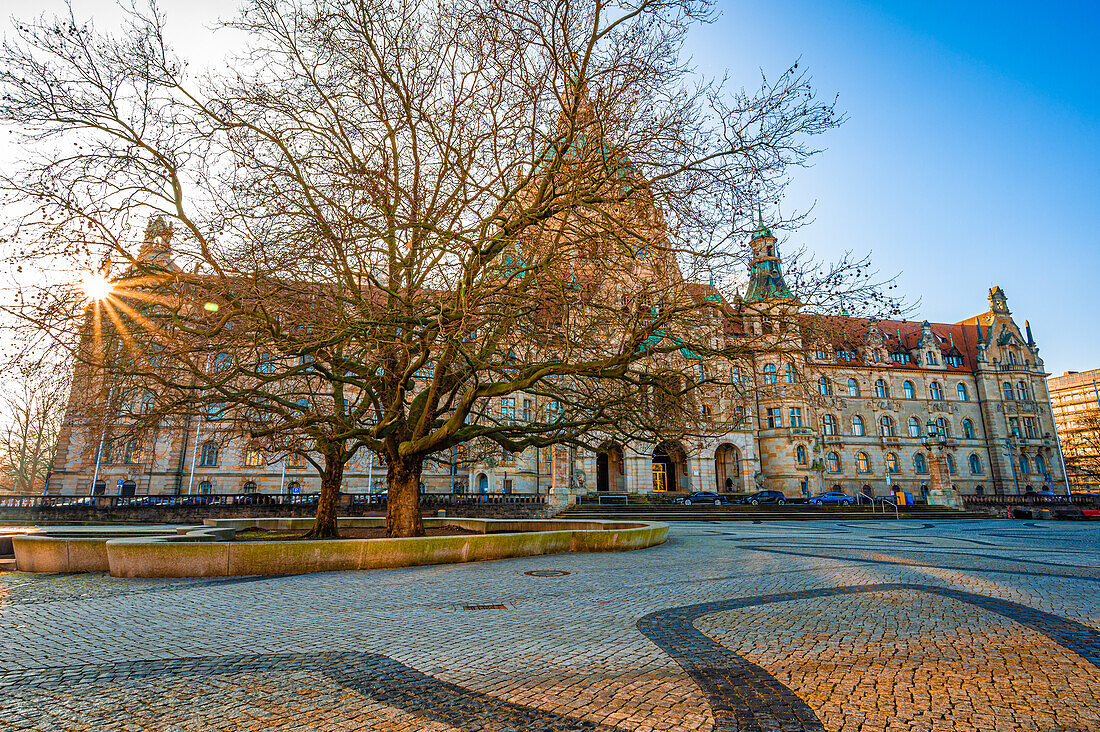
[975,485,984,496]
[929,382,943,400]
[969,454,983,474]
[914,453,928,474]
[935,417,949,438]
[856,451,871,474]
[1016,381,1028,401]
[946,453,956,474]
[885,453,899,474]
[1036,454,1047,475]
[957,383,968,401]
[847,378,860,397]
[245,450,263,467]
[1019,455,1031,474]
[880,415,895,437]
[763,364,777,384]
[818,377,832,396]
[124,439,143,465]
[785,363,797,384]
[875,379,888,398]
[243,480,257,493]
[198,480,213,494]
[903,381,915,399]
[851,415,865,436]
[287,480,302,494]
[962,419,975,439]
[908,417,922,438]
[826,452,841,473]
[822,414,838,436]
[199,441,219,467]
[1002,382,1014,400]
[796,445,808,465]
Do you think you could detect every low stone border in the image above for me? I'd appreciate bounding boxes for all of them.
[14,518,667,578]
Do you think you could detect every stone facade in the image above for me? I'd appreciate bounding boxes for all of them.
[46,225,1066,500]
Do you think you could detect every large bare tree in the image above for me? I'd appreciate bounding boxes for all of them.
[0,0,895,536]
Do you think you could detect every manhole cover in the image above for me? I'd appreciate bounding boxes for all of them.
[524,570,571,577]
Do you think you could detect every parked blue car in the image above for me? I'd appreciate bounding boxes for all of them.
[810,491,853,506]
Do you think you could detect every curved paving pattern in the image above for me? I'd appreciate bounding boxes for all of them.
[1,519,1097,731]
[637,583,1100,732]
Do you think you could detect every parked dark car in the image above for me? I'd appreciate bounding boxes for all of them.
[810,491,853,506]
[234,492,265,505]
[741,490,787,505]
[675,491,724,506]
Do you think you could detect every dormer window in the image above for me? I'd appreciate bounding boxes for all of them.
[944,355,964,367]
[927,352,938,365]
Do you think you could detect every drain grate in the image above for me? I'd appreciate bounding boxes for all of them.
[524,570,571,577]
[457,603,508,610]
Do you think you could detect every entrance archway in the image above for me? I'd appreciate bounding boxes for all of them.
[596,443,625,492]
[120,480,137,497]
[477,473,488,493]
[714,444,742,492]
[653,441,687,492]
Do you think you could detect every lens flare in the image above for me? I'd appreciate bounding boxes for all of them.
[80,273,113,302]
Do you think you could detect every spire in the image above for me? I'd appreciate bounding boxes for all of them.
[744,212,790,302]
[139,216,173,264]
[751,204,774,241]
[1025,320,1035,346]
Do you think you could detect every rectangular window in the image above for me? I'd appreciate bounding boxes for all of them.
[416,363,435,380]
[702,404,713,421]
[523,399,532,421]
[788,408,803,427]
[1024,417,1038,439]
[766,408,782,429]
[501,397,516,420]
[1009,417,1020,437]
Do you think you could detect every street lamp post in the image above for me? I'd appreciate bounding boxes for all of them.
[1004,437,1021,496]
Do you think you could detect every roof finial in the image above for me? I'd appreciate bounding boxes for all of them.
[1025,320,1035,346]
[976,321,983,342]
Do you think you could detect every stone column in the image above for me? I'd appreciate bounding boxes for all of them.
[927,446,962,508]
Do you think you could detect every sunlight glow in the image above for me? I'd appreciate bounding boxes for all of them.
[80,273,114,302]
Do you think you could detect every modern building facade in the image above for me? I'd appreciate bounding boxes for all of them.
[1048,369,1100,492]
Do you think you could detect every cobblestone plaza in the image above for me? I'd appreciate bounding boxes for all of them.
[2,519,1098,731]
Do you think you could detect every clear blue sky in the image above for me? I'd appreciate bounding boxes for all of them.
[684,0,1099,376]
[3,0,1097,374]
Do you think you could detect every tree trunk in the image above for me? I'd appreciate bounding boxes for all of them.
[386,456,425,538]
[304,453,344,539]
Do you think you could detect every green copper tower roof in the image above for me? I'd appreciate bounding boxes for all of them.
[745,259,792,301]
